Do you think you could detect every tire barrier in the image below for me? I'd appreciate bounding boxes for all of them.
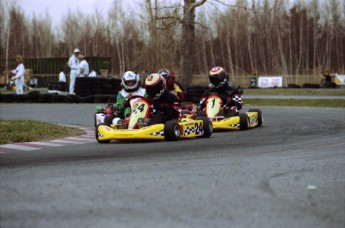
[75,77,121,97]
[0,91,120,104]
[185,85,209,104]
[302,83,321,88]
[321,82,337,88]
[2,83,335,104]
[48,81,69,92]
[287,83,302,88]
[0,77,122,103]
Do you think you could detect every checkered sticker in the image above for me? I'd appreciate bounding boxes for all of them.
[151,130,164,136]
[184,126,195,136]
[183,123,204,136]
[233,95,243,104]
[229,123,240,128]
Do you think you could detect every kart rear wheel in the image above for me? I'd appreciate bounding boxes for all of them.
[96,123,110,143]
[164,120,180,141]
[239,113,249,130]
[195,116,213,138]
[248,108,263,126]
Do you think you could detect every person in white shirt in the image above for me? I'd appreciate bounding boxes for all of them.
[11,55,25,94]
[78,55,89,77]
[59,68,67,82]
[89,69,97,77]
[68,48,80,94]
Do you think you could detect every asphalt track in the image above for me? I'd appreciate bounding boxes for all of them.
[0,103,344,228]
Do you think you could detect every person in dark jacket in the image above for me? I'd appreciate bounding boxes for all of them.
[144,73,181,125]
[198,66,243,117]
[157,68,185,101]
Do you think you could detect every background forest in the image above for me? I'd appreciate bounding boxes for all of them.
[0,0,344,86]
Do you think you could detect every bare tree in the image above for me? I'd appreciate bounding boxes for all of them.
[179,0,206,87]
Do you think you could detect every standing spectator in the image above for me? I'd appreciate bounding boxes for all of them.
[29,76,38,88]
[88,68,97,77]
[322,71,332,83]
[59,68,67,82]
[11,55,25,94]
[68,48,80,94]
[78,54,89,77]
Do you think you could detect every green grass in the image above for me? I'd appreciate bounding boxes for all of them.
[0,120,85,144]
[243,88,345,96]
[245,99,345,108]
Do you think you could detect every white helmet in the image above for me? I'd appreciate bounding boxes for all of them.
[121,71,140,92]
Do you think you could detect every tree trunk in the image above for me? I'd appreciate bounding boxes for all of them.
[179,0,206,87]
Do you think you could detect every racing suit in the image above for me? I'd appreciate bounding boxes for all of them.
[169,83,185,101]
[79,59,89,77]
[11,63,25,94]
[68,54,79,94]
[199,84,243,117]
[147,90,181,125]
[117,87,147,118]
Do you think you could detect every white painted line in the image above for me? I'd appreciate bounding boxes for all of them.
[26,142,63,147]
[50,139,86,144]
[307,185,317,190]
[80,135,94,139]
[0,144,40,151]
[64,137,94,141]
[51,139,81,144]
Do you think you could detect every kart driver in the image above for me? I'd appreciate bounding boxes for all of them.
[158,68,185,101]
[104,71,146,124]
[145,73,181,125]
[198,66,243,117]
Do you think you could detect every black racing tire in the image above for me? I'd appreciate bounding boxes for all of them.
[164,120,181,141]
[96,123,111,143]
[239,113,249,130]
[248,108,263,127]
[195,116,213,138]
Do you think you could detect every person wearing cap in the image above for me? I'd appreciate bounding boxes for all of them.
[78,54,89,77]
[68,48,80,94]
[11,55,25,94]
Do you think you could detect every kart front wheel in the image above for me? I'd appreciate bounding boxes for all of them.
[164,120,181,141]
[239,113,249,130]
[96,123,111,143]
[195,116,213,138]
[248,108,263,126]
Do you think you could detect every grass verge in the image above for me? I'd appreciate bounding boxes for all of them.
[0,120,85,144]
[245,99,345,108]
[243,88,345,96]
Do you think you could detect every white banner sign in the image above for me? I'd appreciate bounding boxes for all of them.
[258,76,283,88]
[335,74,345,85]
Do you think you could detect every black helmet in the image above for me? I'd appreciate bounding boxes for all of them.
[145,73,167,100]
[209,66,228,88]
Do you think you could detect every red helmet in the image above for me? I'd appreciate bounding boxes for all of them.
[158,68,175,90]
[209,66,228,88]
[145,73,167,100]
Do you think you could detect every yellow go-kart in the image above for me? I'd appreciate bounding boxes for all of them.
[96,96,213,143]
[193,94,263,131]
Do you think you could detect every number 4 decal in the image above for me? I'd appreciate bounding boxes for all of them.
[133,103,145,114]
